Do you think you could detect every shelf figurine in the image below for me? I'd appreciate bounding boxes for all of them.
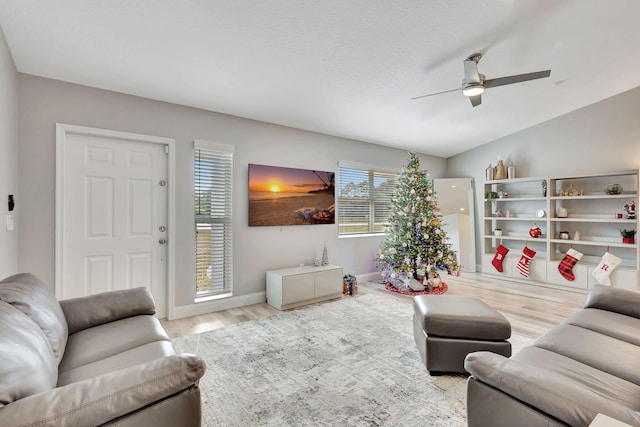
[541,179,547,197]
[495,157,507,180]
[624,201,636,219]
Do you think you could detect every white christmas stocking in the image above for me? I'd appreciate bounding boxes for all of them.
[592,252,622,285]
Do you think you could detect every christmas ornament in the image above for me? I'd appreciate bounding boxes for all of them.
[529,224,542,238]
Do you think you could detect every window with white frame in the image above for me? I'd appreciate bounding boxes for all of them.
[194,141,233,298]
[338,163,398,236]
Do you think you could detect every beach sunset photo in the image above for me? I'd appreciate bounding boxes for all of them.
[248,164,335,226]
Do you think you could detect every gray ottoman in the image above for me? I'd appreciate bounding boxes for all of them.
[413,295,511,375]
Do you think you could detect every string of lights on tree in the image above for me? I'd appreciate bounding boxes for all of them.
[377,152,459,284]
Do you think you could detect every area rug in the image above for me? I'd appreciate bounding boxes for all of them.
[385,282,448,296]
[173,294,531,427]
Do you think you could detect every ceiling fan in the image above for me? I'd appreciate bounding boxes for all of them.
[412,53,551,107]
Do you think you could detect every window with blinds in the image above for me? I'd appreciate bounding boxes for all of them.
[338,164,397,235]
[194,141,234,298]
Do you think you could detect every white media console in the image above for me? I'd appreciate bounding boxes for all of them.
[266,264,343,310]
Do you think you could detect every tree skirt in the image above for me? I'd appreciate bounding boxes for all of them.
[385,282,448,296]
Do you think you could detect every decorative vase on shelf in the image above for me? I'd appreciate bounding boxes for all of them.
[495,159,507,180]
[507,162,516,179]
[485,164,495,180]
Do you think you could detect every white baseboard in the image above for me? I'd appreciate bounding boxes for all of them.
[356,271,382,283]
[170,291,266,320]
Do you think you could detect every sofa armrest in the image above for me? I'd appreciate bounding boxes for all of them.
[465,351,640,427]
[60,287,156,334]
[0,353,206,427]
[584,284,640,319]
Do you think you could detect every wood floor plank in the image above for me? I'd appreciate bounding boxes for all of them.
[161,272,588,339]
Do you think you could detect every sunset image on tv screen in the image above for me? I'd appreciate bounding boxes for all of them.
[248,164,335,226]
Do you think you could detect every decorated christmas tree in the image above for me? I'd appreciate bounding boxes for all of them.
[377,152,459,290]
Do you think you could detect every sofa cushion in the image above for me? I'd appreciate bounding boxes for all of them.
[59,315,171,373]
[514,346,640,412]
[584,284,640,319]
[465,351,640,427]
[0,273,68,363]
[565,308,640,347]
[60,287,156,334]
[58,341,176,386]
[532,324,640,386]
[0,301,58,404]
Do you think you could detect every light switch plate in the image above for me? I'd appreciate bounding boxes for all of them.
[6,214,14,231]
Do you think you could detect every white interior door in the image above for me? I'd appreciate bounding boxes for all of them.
[56,125,171,318]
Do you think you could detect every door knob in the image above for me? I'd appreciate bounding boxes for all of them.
[159,238,167,245]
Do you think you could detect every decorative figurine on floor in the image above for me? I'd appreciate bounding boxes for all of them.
[427,271,442,289]
[624,201,636,219]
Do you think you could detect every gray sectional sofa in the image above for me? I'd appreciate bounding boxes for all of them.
[0,273,206,427]
[465,284,640,427]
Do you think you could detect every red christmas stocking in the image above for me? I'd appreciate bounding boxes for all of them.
[557,248,583,281]
[516,246,536,277]
[491,245,509,272]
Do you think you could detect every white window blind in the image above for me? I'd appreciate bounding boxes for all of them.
[338,164,397,235]
[194,141,234,298]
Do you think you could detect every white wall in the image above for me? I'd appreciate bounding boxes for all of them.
[0,27,18,278]
[17,74,447,308]
[447,86,640,269]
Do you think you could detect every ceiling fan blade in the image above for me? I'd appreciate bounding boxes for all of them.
[411,87,459,100]
[484,70,551,89]
[469,94,482,107]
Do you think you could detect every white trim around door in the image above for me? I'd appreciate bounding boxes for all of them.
[55,124,176,318]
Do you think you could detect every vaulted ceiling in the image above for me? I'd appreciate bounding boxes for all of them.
[2,0,639,157]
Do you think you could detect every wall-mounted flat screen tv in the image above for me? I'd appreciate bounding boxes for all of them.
[248,164,335,226]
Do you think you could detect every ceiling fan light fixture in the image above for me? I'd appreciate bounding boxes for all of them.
[462,83,485,97]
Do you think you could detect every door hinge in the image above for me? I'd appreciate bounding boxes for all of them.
[164,145,169,154]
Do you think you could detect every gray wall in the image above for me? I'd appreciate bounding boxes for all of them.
[0,28,18,278]
[447,86,640,269]
[17,74,446,306]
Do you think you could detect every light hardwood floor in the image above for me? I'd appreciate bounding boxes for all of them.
[161,272,587,340]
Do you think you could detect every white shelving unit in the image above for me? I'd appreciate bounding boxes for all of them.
[482,171,639,291]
